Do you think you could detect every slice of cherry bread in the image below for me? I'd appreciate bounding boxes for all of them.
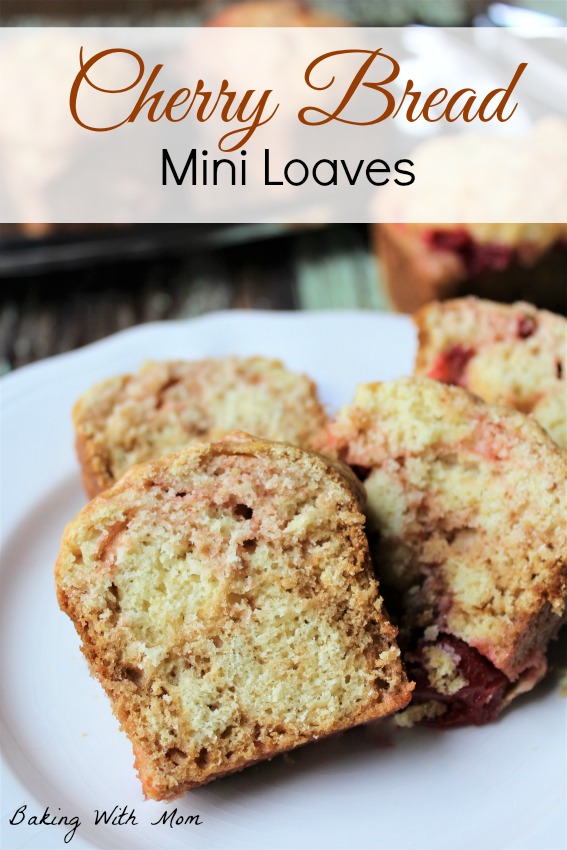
[56,436,412,799]
[73,356,328,497]
[321,378,567,727]
[414,297,566,449]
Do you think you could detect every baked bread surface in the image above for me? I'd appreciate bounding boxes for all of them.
[73,356,328,497]
[321,378,567,724]
[372,120,567,314]
[414,297,566,449]
[56,436,411,799]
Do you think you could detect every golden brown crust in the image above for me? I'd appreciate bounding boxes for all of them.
[413,303,436,376]
[73,373,129,496]
[373,224,464,314]
[56,436,411,799]
[74,429,112,499]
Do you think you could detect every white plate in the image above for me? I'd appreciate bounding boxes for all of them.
[1,311,565,850]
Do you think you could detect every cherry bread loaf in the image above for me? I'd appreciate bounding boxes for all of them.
[374,220,567,316]
[373,120,567,315]
[73,356,328,497]
[55,436,412,800]
[414,297,567,449]
[320,378,567,727]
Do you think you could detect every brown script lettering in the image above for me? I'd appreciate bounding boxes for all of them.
[298,49,527,126]
[69,47,279,151]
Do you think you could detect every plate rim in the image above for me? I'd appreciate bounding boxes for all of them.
[1,309,564,850]
[0,309,412,403]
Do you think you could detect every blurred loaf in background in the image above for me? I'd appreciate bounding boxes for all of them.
[373,120,567,316]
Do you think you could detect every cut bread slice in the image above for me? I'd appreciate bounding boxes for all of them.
[73,356,328,497]
[414,297,566,448]
[321,378,567,726]
[56,436,412,799]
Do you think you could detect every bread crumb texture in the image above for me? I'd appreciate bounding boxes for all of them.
[73,356,328,496]
[322,377,567,692]
[414,297,567,448]
[56,437,411,800]
[394,701,446,728]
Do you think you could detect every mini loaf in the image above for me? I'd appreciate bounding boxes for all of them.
[321,378,567,727]
[414,297,567,449]
[55,436,412,799]
[372,120,567,315]
[73,356,328,497]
